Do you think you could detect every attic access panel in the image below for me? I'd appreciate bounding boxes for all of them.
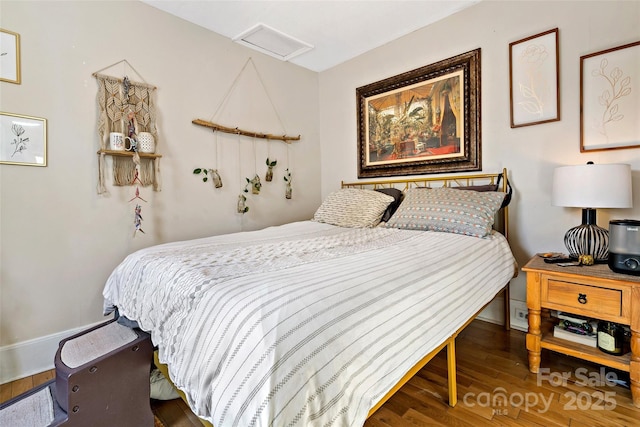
[233,23,313,61]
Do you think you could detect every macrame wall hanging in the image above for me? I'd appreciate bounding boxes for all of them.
[93,60,161,237]
[192,57,300,214]
[93,60,161,195]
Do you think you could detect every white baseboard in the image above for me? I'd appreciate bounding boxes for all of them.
[476,294,504,325]
[0,321,105,385]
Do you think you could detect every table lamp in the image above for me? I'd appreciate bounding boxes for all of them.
[551,162,632,262]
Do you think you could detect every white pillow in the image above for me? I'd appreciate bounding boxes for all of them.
[313,188,395,228]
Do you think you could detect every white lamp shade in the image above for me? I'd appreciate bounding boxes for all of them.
[551,163,633,209]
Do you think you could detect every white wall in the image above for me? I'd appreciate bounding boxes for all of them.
[0,0,320,381]
[318,0,640,320]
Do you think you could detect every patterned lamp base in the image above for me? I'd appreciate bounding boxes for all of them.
[564,223,609,262]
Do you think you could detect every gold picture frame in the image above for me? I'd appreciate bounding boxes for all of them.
[356,49,481,178]
[0,28,21,84]
[0,112,47,166]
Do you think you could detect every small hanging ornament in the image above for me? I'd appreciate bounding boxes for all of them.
[245,174,261,195]
[192,167,223,188]
[284,168,292,199]
[209,131,223,188]
[210,169,223,188]
[122,76,131,103]
[129,158,147,237]
[126,109,139,141]
[237,193,249,214]
[128,185,147,203]
[265,158,277,182]
[133,204,145,236]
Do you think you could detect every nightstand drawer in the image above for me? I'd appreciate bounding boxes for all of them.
[544,279,622,317]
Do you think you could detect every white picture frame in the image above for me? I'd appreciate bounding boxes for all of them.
[0,28,21,84]
[0,112,47,166]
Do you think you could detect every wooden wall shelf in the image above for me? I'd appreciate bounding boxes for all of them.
[98,149,162,159]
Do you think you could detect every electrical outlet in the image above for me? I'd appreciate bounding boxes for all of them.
[515,308,528,320]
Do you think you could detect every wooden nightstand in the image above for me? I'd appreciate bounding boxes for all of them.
[522,255,640,407]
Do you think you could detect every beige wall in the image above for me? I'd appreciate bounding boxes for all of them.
[1,0,640,381]
[318,0,640,305]
[0,0,320,358]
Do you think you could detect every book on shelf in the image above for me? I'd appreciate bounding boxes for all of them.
[555,311,592,325]
[550,310,597,333]
[553,325,597,347]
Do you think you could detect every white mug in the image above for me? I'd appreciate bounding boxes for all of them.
[109,132,125,151]
[137,132,156,153]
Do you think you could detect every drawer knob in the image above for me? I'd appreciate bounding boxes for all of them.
[577,293,587,304]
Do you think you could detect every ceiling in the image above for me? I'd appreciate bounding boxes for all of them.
[141,1,481,72]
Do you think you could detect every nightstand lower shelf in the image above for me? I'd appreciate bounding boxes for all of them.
[541,333,630,372]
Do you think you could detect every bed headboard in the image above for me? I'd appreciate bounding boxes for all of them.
[341,168,511,240]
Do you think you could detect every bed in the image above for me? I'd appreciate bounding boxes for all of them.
[102,169,517,427]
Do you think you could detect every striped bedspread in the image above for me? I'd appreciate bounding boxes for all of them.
[103,221,516,427]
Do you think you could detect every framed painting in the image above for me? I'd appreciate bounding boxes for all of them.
[0,112,47,166]
[509,28,559,128]
[580,41,640,152]
[0,28,21,84]
[356,48,481,178]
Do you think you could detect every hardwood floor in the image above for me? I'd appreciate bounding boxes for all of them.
[2,320,638,426]
[0,369,55,404]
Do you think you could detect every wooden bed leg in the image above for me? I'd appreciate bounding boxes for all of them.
[447,339,457,407]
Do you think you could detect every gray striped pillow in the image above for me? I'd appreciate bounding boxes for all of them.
[313,188,395,228]
[384,187,505,237]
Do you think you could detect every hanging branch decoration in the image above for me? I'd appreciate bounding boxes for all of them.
[265,158,277,182]
[191,58,301,214]
[192,119,299,143]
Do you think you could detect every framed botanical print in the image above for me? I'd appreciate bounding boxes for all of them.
[0,112,47,166]
[0,28,21,84]
[509,28,559,128]
[580,41,640,152]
